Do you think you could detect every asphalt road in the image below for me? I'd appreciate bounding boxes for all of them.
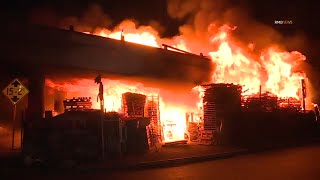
[9,144,320,180]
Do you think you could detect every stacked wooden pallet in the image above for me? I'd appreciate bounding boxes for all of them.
[198,130,214,145]
[63,97,92,111]
[278,97,301,110]
[243,92,278,112]
[202,83,242,131]
[203,95,217,131]
[201,83,242,145]
[188,122,200,141]
[145,100,161,146]
[122,92,146,117]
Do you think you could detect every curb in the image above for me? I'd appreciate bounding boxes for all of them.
[128,149,248,169]
[76,149,248,173]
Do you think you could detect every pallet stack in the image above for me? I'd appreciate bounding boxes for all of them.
[145,97,162,144]
[201,83,242,144]
[188,122,200,141]
[202,84,242,130]
[243,92,278,112]
[198,130,214,145]
[122,92,146,117]
[63,97,92,111]
[278,97,301,110]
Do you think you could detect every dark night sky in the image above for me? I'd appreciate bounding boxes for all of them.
[2,0,320,64]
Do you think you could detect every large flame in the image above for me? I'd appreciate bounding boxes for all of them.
[49,19,307,142]
[46,78,201,142]
[207,26,306,97]
[88,20,305,99]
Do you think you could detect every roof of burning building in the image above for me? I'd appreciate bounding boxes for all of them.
[0,23,213,85]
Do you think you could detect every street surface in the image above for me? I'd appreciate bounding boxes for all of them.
[8,144,320,180]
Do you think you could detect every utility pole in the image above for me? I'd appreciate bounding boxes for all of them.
[301,79,307,113]
[95,75,105,160]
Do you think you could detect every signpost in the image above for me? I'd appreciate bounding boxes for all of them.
[2,78,29,150]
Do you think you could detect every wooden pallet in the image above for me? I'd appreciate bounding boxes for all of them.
[63,97,92,111]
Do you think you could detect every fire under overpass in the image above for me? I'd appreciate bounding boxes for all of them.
[0,23,213,126]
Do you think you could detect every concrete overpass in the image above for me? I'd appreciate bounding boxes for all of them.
[0,23,213,127]
[0,24,213,83]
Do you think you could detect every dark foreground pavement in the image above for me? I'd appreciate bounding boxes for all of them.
[0,144,246,175]
[0,150,23,167]
[10,143,320,180]
[79,144,247,171]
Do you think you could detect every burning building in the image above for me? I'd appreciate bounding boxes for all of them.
[1,13,319,161]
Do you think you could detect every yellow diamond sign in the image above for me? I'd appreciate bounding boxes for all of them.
[2,79,29,105]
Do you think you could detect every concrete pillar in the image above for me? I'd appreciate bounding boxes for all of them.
[26,73,44,124]
[54,90,65,114]
[22,72,45,157]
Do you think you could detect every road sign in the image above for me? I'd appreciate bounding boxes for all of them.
[2,78,29,105]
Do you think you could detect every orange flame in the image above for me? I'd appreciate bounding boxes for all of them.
[93,20,160,48]
[88,21,305,99]
[208,26,305,98]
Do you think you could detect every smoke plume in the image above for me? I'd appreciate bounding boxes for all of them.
[59,3,113,33]
[167,0,308,54]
